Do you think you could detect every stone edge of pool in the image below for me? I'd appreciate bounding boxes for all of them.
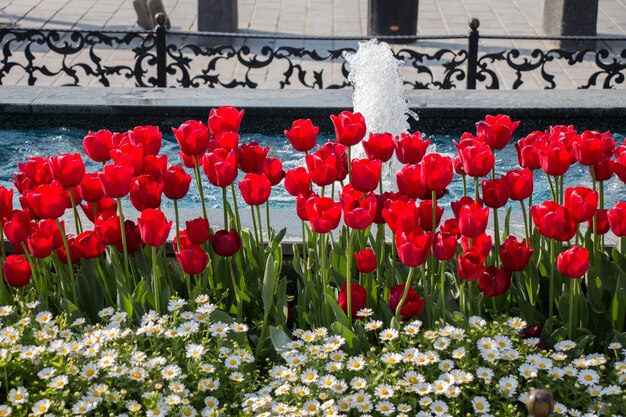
[1,86,625,134]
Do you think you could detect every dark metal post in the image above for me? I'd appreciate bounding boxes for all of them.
[525,389,555,417]
[466,17,480,90]
[155,12,167,88]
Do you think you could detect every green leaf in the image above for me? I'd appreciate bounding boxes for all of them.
[262,254,276,322]
[330,321,358,353]
[270,326,292,355]
[325,293,349,327]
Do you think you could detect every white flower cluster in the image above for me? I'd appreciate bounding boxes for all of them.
[0,296,255,417]
[240,317,625,417]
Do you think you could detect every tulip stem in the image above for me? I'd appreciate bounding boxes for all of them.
[347,147,352,183]
[474,176,479,203]
[228,256,243,322]
[462,175,467,197]
[493,207,500,266]
[376,223,385,296]
[0,227,5,262]
[430,190,437,320]
[251,205,260,244]
[151,245,161,314]
[265,200,272,240]
[568,277,575,340]
[520,200,530,244]
[256,205,264,247]
[440,261,446,323]
[599,180,605,250]
[221,187,229,229]
[194,156,208,221]
[301,220,307,266]
[174,199,181,247]
[55,219,76,303]
[394,267,415,321]
[346,229,353,326]
[230,184,242,234]
[68,190,83,235]
[549,239,555,320]
[546,174,557,202]
[116,198,130,287]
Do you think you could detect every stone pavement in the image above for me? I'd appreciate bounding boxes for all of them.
[0,0,624,88]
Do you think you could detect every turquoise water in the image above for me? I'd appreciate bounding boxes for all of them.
[1,127,625,213]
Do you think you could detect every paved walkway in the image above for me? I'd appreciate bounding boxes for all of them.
[0,0,625,88]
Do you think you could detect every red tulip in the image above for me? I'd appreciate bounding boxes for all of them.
[459,203,490,239]
[611,146,626,183]
[296,190,316,221]
[530,201,576,241]
[475,114,520,150]
[421,153,453,193]
[608,202,626,237]
[499,236,533,271]
[539,143,571,176]
[78,173,104,203]
[185,218,210,244]
[74,231,105,259]
[455,137,494,177]
[354,249,377,273]
[56,237,80,265]
[83,130,113,163]
[17,157,53,186]
[110,142,144,177]
[3,211,31,245]
[305,143,343,187]
[117,220,141,254]
[440,218,460,235]
[433,231,458,261]
[178,151,197,169]
[94,213,122,246]
[23,183,67,220]
[564,187,597,223]
[142,155,168,179]
[557,246,589,279]
[49,153,85,189]
[130,175,164,212]
[130,125,162,156]
[284,168,310,197]
[457,251,485,281]
[26,231,53,259]
[482,178,510,208]
[338,282,367,319]
[202,148,238,187]
[393,132,430,164]
[208,106,244,136]
[350,158,381,193]
[262,157,285,186]
[382,199,419,234]
[396,163,426,199]
[460,233,492,258]
[373,192,397,225]
[363,132,395,162]
[453,156,465,175]
[238,173,271,206]
[305,196,341,234]
[3,255,32,287]
[0,186,14,222]
[238,142,269,174]
[588,209,610,235]
[80,197,117,223]
[341,186,376,230]
[37,219,63,249]
[209,229,241,257]
[515,131,548,170]
[137,209,172,247]
[330,111,366,146]
[284,119,319,152]
[211,131,240,151]
[176,245,209,275]
[173,120,210,156]
[572,130,613,166]
[478,266,511,297]
[395,227,434,267]
[162,165,192,200]
[99,164,134,198]
[389,284,425,319]
[451,196,481,219]
[416,200,443,232]
[503,169,533,201]
[591,155,613,182]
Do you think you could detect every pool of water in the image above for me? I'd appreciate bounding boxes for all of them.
[1,127,625,217]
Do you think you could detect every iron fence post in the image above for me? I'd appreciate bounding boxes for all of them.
[466,17,480,90]
[155,12,167,88]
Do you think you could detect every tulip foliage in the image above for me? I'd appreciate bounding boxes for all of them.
[0,109,625,357]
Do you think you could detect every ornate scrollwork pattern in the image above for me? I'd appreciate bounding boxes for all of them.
[0,28,158,87]
[477,47,626,89]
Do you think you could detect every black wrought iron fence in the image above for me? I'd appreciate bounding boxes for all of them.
[1,14,625,89]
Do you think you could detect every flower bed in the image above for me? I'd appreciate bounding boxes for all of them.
[1,107,626,413]
[0,304,624,416]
